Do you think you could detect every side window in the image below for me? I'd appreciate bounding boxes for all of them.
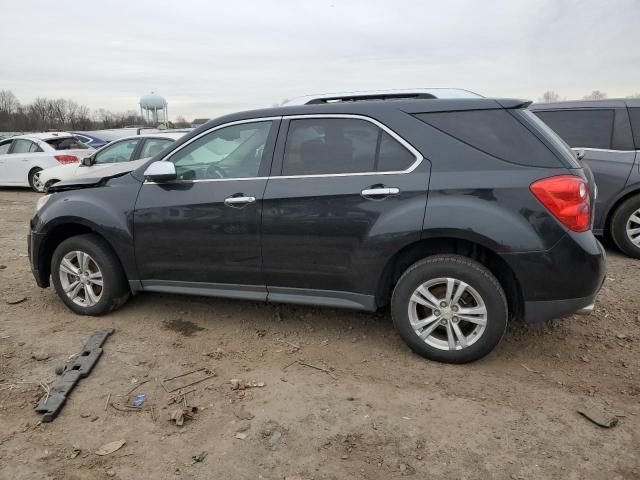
[11,139,35,154]
[94,139,140,164]
[281,118,415,176]
[170,121,272,180]
[629,108,640,149]
[533,109,614,149]
[0,141,11,155]
[139,138,174,159]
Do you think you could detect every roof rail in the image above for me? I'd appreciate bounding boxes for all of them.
[283,88,483,106]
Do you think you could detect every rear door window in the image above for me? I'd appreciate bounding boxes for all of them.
[94,139,140,164]
[533,109,614,149]
[11,139,35,153]
[416,109,561,167]
[139,138,174,159]
[281,118,415,175]
[629,108,640,149]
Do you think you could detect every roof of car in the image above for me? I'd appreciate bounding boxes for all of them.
[530,99,640,110]
[10,132,76,141]
[107,131,186,142]
[195,98,531,131]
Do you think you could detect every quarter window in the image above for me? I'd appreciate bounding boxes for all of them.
[629,108,640,149]
[170,121,272,180]
[533,109,614,149]
[281,118,415,176]
[94,139,140,164]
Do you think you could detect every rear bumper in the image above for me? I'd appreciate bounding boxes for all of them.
[502,232,606,324]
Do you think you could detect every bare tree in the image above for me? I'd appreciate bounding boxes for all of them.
[540,91,560,103]
[626,93,640,99]
[583,90,607,100]
[0,90,20,113]
[174,115,189,128]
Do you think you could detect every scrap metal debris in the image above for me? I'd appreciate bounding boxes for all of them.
[578,406,619,428]
[230,379,266,390]
[192,451,207,463]
[95,439,126,456]
[170,405,198,426]
[161,367,216,393]
[35,329,114,422]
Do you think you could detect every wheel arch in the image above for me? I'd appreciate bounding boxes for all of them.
[35,221,125,288]
[604,184,640,237]
[375,236,523,321]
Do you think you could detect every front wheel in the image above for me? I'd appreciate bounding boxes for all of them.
[51,234,130,316]
[610,195,640,259]
[391,254,508,364]
[29,168,44,192]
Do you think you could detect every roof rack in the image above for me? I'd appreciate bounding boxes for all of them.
[283,88,483,106]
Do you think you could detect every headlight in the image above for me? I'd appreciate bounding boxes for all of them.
[35,194,51,212]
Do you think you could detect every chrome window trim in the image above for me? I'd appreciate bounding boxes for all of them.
[145,114,423,184]
[572,147,639,153]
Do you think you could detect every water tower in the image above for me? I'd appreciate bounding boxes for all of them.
[139,92,168,124]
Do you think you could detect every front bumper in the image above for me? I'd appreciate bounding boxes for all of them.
[501,232,606,324]
[28,227,49,288]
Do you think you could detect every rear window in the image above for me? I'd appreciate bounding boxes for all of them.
[415,109,561,167]
[46,137,90,150]
[629,108,640,149]
[533,109,614,149]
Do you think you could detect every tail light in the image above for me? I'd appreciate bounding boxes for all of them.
[54,155,79,164]
[530,175,590,232]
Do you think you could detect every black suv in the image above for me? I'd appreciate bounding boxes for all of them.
[29,93,606,363]
[529,100,640,258]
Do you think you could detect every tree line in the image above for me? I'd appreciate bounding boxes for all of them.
[539,90,640,103]
[0,90,157,132]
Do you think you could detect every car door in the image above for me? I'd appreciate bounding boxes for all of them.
[133,119,279,297]
[0,140,12,184]
[6,139,38,184]
[261,115,430,309]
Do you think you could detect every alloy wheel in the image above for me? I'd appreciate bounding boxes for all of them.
[625,208,640,246]
[408,277,487,351]
[58,251,104,307]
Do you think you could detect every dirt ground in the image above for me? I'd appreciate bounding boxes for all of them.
[0,187,639,480]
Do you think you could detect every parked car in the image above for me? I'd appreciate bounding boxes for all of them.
[70,132,114,149]
[37,132,186,192]
[0,132,93,191]
[29,91,605,363]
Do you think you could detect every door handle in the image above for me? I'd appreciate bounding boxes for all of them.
[361,187,400,198]
[224,195,256,207]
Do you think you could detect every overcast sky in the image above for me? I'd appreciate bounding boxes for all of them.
[1,0,639,120]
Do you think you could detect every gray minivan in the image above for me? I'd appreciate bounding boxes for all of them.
[530,100,640,258]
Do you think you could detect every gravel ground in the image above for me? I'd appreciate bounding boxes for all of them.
[1,187,639,480]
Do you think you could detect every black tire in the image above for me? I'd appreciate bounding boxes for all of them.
[28,168,42,192]
[44,179,59,193]
[51,234,130,316]
[610,195,640,259]
[391,254,508,364]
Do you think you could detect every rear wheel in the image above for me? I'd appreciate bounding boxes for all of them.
[44,179,59,193]
[51,234,129,316]
[29,168,43,192]
[610,195,640,259]
[391,255,508,364]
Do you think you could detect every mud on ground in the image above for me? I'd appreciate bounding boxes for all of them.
[0,188,639,479]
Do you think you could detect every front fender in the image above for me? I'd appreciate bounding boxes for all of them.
[34,174,142,282]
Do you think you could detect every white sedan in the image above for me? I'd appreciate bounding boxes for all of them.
[38,131,186,192]
[0,132,93,191]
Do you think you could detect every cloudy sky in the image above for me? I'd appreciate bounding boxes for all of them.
[1,0,639,121]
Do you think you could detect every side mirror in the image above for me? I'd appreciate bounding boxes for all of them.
[143,161,176,182]
[81,156,94,166]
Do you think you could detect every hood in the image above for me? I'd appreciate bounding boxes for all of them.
[39,162,79,182]
[49,158,149,192]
